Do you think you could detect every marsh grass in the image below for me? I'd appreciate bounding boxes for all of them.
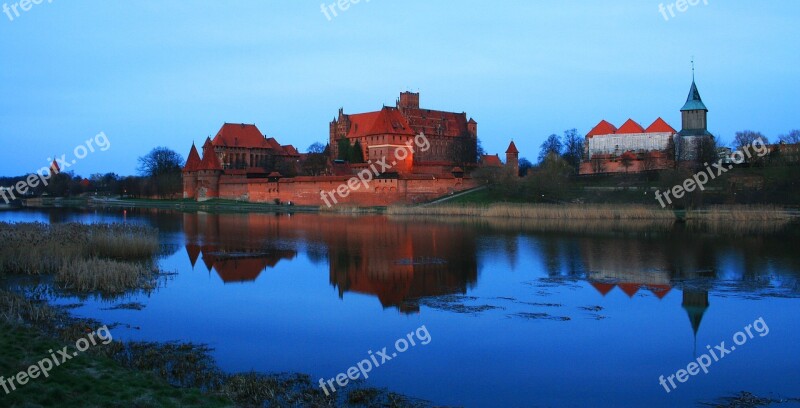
[685,205,795,221]
[57,258,158,295]
[388,203,676,220]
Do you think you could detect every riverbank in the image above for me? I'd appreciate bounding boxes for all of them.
[17,195,800,222]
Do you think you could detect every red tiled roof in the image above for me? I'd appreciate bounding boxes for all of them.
[481,154,502,167]
[586,120,618,138]
[212,123,271,149]
[346,107,415,138]
[616,119,645,134]
[200,138,222,170]
[644,117,677,134]
[648,284,672,299]
[618,283,641,298]
[282,145,299,156]
[506,141,519,154]
[591,282,616,296]
[402,108,470,137]
[184,143,202,172]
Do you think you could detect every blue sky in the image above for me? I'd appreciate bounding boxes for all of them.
[1,0,798,176]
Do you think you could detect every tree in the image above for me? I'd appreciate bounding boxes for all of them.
[561,129,584,171]
[137,147,184,198]
[538,134,562,163]
[779,130,800,144]
[351,141,365,163]
[619,151,636,173]
[734,131,768,150]
[307,142,326,154]
[591,155,606,174]
[137,147,184,177]
[302,143,329,176]
[697,136,719,167]
[518,157,533,177]
[336,138,352,161]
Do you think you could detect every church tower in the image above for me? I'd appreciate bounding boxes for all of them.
[678,79,710,137]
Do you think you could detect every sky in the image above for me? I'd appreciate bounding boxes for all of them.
[1,0,798,177]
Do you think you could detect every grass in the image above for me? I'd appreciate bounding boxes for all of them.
[0,321,233,408]
[388,203,677,220]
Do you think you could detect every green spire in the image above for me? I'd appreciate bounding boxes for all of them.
[681,80,708,112]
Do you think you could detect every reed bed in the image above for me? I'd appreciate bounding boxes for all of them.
[0,289,57,324]
[0,222,159,276]
[56,259,158,294]
[387,203,677,220]
[685,205,796,222]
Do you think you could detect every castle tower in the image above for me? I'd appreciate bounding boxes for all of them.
[397,91,419,110]
[506,141,519,176]
[182,142,202,199]
[196,137,223,201]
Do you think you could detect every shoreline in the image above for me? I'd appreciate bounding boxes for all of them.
[13,197,800,222]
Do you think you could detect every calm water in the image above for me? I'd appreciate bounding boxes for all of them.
[2,208,799,407]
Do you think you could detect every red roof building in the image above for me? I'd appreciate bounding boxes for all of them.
[329,92,478,174]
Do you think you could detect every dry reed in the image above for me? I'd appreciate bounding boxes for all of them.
[56,258,158,294]
[387,203,677,220]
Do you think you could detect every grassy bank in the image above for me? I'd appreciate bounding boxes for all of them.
[0,320,230,407]
[388,203,677,220]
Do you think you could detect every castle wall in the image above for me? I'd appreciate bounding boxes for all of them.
[193,172,479,207]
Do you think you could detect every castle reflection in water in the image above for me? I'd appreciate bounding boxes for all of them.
[181,213,798,340]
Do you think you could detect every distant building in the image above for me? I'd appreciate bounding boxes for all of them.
[580,78,714,174]
[330,91,479,175]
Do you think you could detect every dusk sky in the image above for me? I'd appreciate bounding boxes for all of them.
[1,0,798,177]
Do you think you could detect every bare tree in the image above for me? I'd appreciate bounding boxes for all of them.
[779,130,800,144]
[538,134,562,163]
[561,128,584,172]
[734,130,768,150]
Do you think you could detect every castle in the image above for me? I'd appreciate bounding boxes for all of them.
[579,78,714,174]
[182,92,519,206]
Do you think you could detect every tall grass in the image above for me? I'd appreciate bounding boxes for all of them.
[0,222,159,276]
[387,203,677,220]
[57,259,158,294]
[685,205,795,221]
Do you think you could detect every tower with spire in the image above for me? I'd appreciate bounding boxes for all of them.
[676,60,714,161]
[506,141,519,176]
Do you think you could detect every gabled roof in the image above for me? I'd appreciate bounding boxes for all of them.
[347,107,415,138]
[616,119,646,134]
[586,120,618,138]
[506,141,519,154]
[200,137,222,170]
[681,81,708,112]
[645,117,677,134]
[212,123,271,149]
[183,143,202,172]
